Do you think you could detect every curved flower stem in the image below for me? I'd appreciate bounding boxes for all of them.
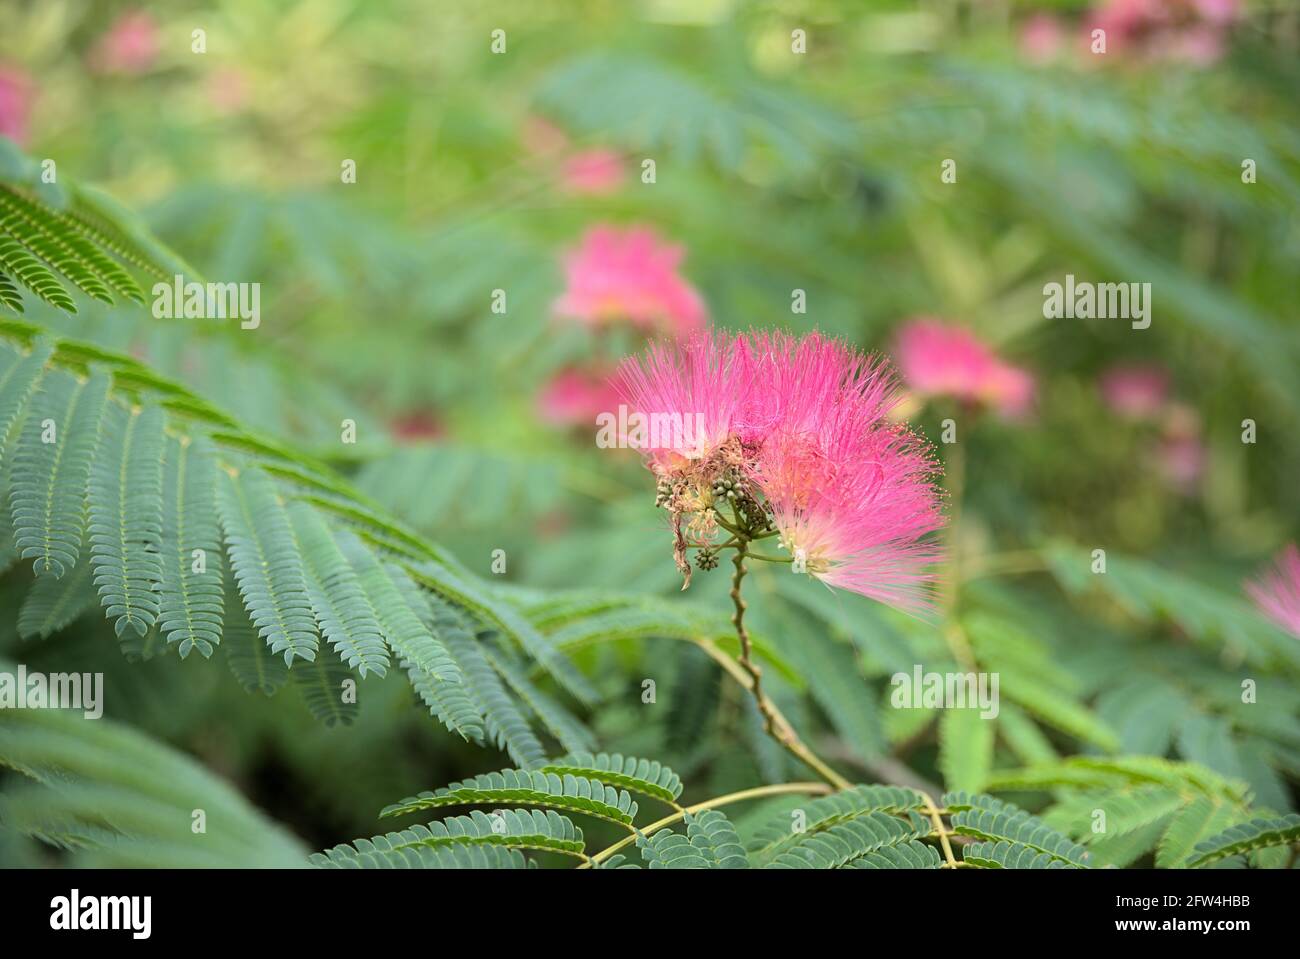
[730,540,852,791]
[582,781,834,867]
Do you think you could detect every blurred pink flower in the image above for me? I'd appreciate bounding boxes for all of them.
[0,65,32,146]
[554,225,708,336]
[1099,363,1169,419]
[894,319,1034,419]
[91,11,160,76]
[561,149,625,196]
[1087,0,1238,65]
[1021,14,1066,64]
[1246,544,1300,638]
[616,330,945,611]
[1156,434,1205,492]
[537,366,622,427]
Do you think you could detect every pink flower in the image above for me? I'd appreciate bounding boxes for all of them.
[537,366,623,427]
[0,65,31,146]
[91,11,160,76]
[894,319,1034,419]
[553,225,708,336]
[1021,14,1066,64]
[561,149,625,196]
[616,331,945,612]
[1099,363,1170,419]
[1087,0,1238,65]
[1246,544,1300,638]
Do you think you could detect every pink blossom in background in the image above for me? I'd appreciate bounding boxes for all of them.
[1246,544,1300,638]
[894,319,1035,419]
[537,366,623,427]
[1156,434,1205,492]
[560,148,625,196]
[616,330,945,612]
[1099,363,1170,419]
[90,10,160,76]
[1021,14,1066,64]
[553,225,708,336]
[1086,0,1238,65]
[0,66,31,146]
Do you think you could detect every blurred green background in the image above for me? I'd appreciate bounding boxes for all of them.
[0,0,1297,865]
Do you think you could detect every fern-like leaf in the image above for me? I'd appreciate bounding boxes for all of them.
[381,768,639,828]
[16,560,95,639]
[218,467,318,665]
[540,752,683,806]
[763,810,931,869]
[10,370,109,578]
[87,402,164,638]
[638,810,748,868]
[0,236,75,312]
[1186,814,1300,868]
[962,840,1085,869]
[157,435,223,658]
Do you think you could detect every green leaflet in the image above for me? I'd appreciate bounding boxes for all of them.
[962,840,1085,869]
[763,810,931,869]
[424,598,534,759]
[946,792,1092,868]
[157,435,224,658]
[286,502,390,678]
[335,531,459,682]
[0,235,76,312]
[1186,814,1300,868]
[218,467,318,665]
[747,784,926,864]
[0,342,52,464]
[540,752,683,805]
[222,574,289,696]
[311,835,528,869]
[846,839,943,869]
[292,650,360,727]
[1156,797,1242,869]
[638,810,748,868]
[939,707,996,794]
[16,559,96,639]
[381,768,639,828]
[87,402,164,638]
[0,270,22,312]
[10,370,109,578]
[482,641,595,757]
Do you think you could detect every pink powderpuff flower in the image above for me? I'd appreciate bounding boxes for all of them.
[616,330,945,612]
[553,225,708,337]
[0,65,32,146]
[1246,544,1300,639]
[613,330,747,475]
[90,10,160,76]
[1099,363,1170,419]
[561,149,625,196]
[537,366,623,427]
[894,319,1034,419]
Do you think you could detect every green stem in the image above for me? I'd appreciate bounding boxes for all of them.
[582,781,834,867]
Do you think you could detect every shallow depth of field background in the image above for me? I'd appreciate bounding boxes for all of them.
[1,0,1297,862]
